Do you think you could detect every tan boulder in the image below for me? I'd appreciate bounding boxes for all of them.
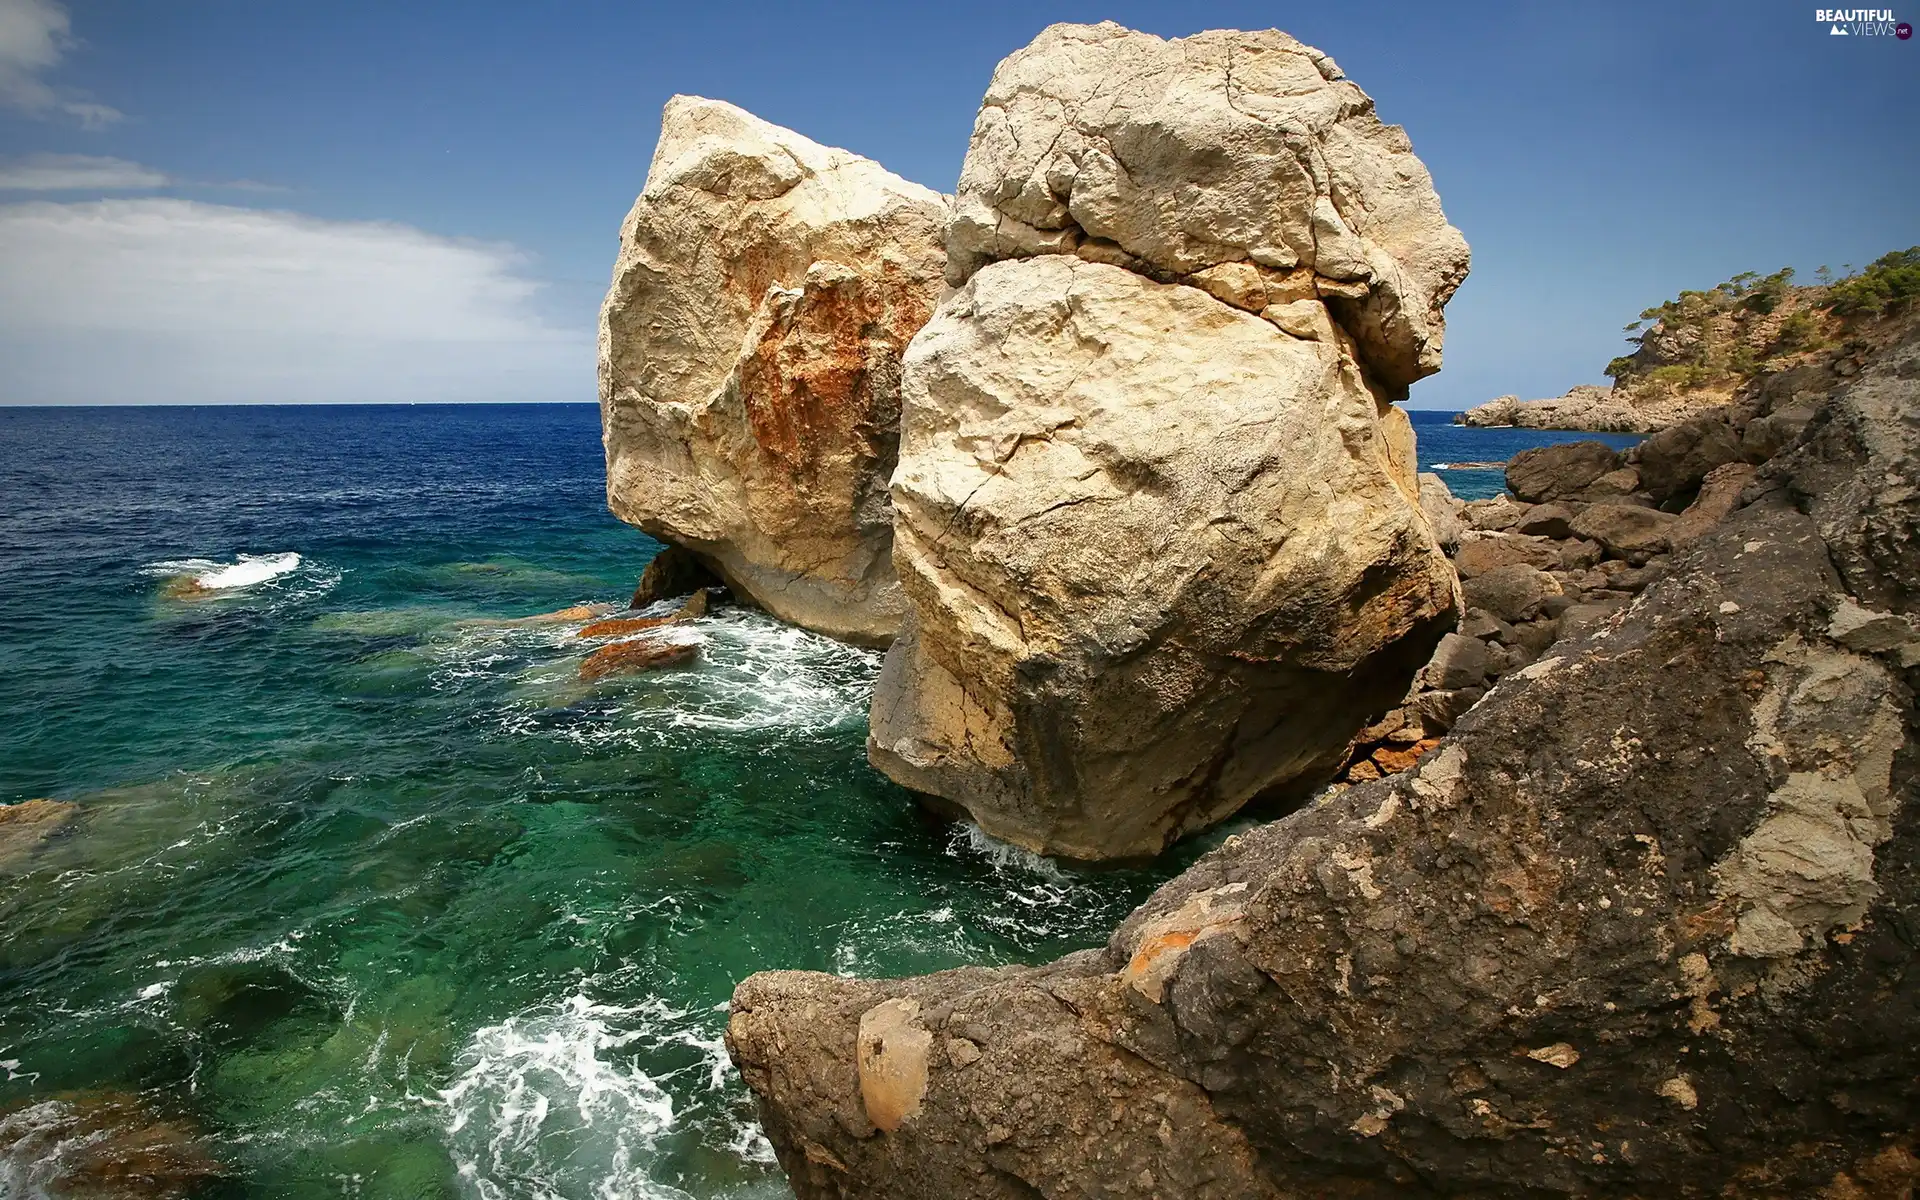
[943,22,1468,393]
[870,256,1456,860]
[1418,472,1465,552]
[1452,534,1561,578]
[1461,563,1563,624]
[599,96,947,646]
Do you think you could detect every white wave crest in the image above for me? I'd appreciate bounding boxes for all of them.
[144,552,302,590]
[440,994,691,1200]
[485,607,882,744]
[948,822,1068,882]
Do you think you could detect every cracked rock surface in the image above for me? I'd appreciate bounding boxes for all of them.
[944,21,1470,395]
[866,22,1466,860]
[870,254,1457,860]
[733,325,1920,1196]
[599,96,947,645]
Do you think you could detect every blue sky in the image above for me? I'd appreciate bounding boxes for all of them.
[0,0,1913,406]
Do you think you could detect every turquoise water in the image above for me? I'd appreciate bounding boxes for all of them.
[0,404,1630,1198]
[0,405,1211,1199]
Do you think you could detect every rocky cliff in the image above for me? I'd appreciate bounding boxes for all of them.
[866,22,1468,860]
[729,313,1920,1199]
[1459,250,1919,433]
[598,96,946,645]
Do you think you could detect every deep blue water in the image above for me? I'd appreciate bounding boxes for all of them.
[0,403,1632,1198]
[1407,410,1641,500]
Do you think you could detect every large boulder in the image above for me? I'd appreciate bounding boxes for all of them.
[943,21,1468,395]
[1459,562,1561,623]
[870,254,1457,861]
[599,96,947,645]
[1504,440,1622,503]
[730,324,1920,1200]
[1569,502,1677,559]
[1636,414,1746,503]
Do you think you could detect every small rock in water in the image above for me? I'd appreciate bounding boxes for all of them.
[579,634,702,681]
[0,1090,223,1198]
[1505,441,1622,503]
[0,798,77,873]
[578,588,710,639]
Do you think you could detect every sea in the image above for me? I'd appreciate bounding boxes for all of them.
[0,404,1637,1198]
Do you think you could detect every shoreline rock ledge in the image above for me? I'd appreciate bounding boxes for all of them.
[731,320,1920,1197]
[866,22,1468,860]
[598,96,946,646]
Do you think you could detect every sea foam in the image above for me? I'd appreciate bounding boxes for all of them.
[440,994,689,1200]
[145,552,303,590]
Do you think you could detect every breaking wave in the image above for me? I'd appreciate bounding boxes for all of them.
[484,607,883,745]
[438,991,779,1200]
[441,994,686,1200]
[145,552,303,590]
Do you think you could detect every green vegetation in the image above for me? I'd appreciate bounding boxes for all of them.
[1824,247,1920,317]
[1604,247,1916,392]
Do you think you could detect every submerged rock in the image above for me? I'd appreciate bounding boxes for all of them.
[505,603,618,625]
[872,255,1457,860]
[0,1090,223,1199]
[0,798,77,873]
[730,321,1920,1199]
[599,96,947,646]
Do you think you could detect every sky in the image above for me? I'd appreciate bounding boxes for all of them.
[0,0,1913,408]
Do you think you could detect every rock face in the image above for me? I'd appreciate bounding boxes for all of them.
[599,96,947,646]
[627,543,720,610]
[872,255,1459,860]
[867,22,1467,861]
[944,21,1469,396]
[731,323,1920,1198]
[1455,384,1697,433]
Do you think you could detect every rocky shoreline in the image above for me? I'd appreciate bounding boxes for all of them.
[725,299,1920,1200]
[586,18,1918,1197]
[1453,385,1698,434]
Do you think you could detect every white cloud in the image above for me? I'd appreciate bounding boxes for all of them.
[0,153,169,190]
[0,199,591,404]
[0,0,121,126]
